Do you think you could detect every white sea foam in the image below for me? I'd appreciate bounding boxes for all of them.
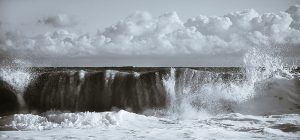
[0,110,158,131]
[1,111,299,139]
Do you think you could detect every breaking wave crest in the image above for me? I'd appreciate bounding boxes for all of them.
[0,48,299,118]
[0,46,299,139]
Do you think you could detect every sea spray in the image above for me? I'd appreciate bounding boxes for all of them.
[0,59,35,113]
[234,47,300,115]
[0,67,33,93]
[158,47,300,117]
[162,68,177,116]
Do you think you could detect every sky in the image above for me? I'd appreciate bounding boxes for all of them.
[0,0,299,67]
[1,0,299,34]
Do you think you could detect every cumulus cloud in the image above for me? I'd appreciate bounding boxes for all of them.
[286,5,300,30]
[38,14,79,28]
[0,5,300,66]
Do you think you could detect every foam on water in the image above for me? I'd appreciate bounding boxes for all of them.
[1,110,300,139]
[4,111,121,131]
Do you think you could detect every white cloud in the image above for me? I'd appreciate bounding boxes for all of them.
[38,14,79,28]
[0,5,300,66]
[286,5,300,30]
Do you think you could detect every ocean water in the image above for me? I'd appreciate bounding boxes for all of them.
[0,52,300,139]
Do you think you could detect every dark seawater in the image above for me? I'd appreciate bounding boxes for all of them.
[0,67,299,139]
[0,67,299,115]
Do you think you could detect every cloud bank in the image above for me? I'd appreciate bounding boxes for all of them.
[0,5,300,66]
